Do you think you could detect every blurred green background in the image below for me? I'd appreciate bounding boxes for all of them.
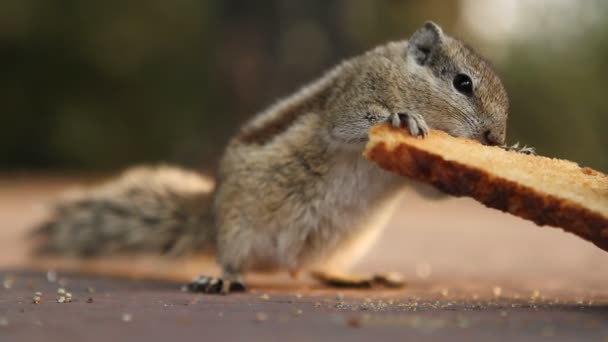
[1,0,606,173]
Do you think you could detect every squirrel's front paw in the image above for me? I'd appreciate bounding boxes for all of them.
[390,112,429,137]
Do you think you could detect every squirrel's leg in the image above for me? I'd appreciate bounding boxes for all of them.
[309,195,406,289]
[328,99,429,145]
[187,267,246,295]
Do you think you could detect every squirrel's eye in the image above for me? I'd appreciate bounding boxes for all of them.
[453,74,473,96]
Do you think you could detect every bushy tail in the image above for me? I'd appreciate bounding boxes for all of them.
[32,166,216,257]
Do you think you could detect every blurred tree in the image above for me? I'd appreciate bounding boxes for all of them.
[492,1,608,171]
[0,0,605,172]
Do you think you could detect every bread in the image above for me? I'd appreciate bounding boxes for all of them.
[364,124,608,252]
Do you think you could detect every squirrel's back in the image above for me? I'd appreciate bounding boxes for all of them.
[33,166,215,257]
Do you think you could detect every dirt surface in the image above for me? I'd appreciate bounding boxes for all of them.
[1,173,608,341]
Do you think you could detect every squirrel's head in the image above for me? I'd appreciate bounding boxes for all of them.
[405,21,508,145]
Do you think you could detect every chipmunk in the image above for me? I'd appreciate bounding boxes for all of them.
[33,22,511,294]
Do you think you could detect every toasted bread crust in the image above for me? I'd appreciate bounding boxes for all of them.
[364,124,608,252]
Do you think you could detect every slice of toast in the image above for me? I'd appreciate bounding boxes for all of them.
[364,124,608,252]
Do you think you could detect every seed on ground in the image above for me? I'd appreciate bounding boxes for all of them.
[254,312,268,322]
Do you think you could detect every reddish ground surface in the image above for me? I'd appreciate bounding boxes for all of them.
[1,173,608,341]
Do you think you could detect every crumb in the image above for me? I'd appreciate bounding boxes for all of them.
[293,309,303,316]
[3,275,15,289]
[530,290,540,301]
[345,316,361,328]
[122,313,132,322]
[32,295,42,304]
[46,270,57,283]
[254,312,268,323]
[57,288,66,295]
[314,301,321,308]
[336,292,344,301]
[582,167,597,176]
[57,296,66,303]
[259,294,270,300]
[87,287,95,294]
[493,286,502,297]
[440,288,449,297]
[295,293,303,299]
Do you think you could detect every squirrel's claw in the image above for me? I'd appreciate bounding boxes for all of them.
[187,275,246,295]
[501,142,536,155]
[517,146,536,155]
[390,112,429,137]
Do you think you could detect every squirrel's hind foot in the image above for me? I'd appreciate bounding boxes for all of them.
[187,275,246,295]
[311,270,405,289]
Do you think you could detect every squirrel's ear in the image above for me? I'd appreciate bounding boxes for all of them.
[408,21,444,65]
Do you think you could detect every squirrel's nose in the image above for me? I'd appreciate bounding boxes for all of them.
[482,129,504,146]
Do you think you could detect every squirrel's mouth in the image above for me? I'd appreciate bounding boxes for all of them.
[440,129,502,146]
[459,125,505,146]
[481,130,497,146]
[432,125,478,143]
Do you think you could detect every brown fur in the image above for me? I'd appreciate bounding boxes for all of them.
[33,22,510,293]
